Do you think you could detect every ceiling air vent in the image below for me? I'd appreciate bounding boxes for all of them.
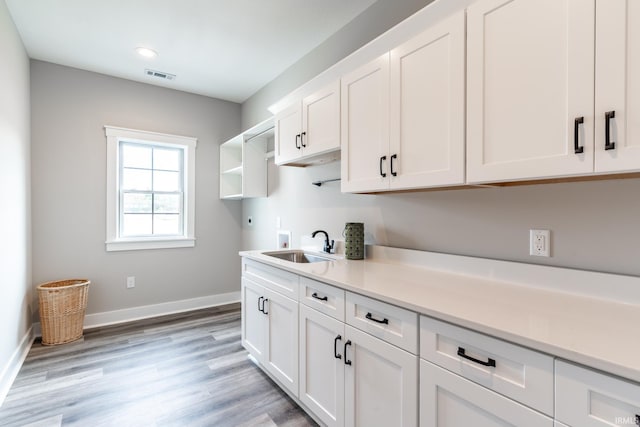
[144,69,176,81]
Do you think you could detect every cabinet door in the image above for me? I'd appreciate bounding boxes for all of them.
[595,0,640,172]
[275,102,302,165]
[299,305,345,427]
[555,360,640,427]
[420,360,553,427]
[302,80,341,158]
[263,287,299,397]
[389,10,465,190]
[467,0,595,183]
[341,54,390,193]
[344,325,418,427]
[241,278,266,362]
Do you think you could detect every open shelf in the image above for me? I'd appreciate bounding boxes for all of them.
[219,117,273,199]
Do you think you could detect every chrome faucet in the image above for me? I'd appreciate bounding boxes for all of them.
[311,230,334,254]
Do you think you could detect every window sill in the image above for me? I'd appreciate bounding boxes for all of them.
[106,237,195,252]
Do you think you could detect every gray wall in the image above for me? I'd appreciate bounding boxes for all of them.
[243,162,640,276]
[241,0,434,129]
[240,0,640,277]
[31,61,242,316]
[0,0,31,386]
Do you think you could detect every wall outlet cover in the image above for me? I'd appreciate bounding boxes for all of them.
[530,229,551,257]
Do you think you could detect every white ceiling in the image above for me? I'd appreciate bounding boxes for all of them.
[6,0,377,103]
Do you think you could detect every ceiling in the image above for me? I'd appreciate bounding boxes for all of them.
[5,0,377,103]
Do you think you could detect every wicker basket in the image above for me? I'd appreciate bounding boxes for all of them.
[37,279,90,345]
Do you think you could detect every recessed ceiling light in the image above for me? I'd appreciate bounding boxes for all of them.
[135,47,158,58]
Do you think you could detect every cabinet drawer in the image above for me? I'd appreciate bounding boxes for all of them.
[555,360,640,427]
[420,316,554,416]
[242,259,299,299]
[300,277,345,321]
[346,292,418,354]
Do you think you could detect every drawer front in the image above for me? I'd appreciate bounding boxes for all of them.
[420,316,554,416]
[555,360,640,427]
[346,292,418,354]
[300,277,345,321]
[242,259,299,299]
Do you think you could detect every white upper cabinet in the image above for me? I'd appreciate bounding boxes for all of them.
[341,54,391,193]
[594,0,640,173]
[275,80,340,166]
[274,103,302,165]
[342,11,466,193]
[389,10,466,189]
[466,0,596,183]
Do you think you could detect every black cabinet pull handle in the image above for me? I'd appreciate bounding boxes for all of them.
[574,117,584,154]
[334,335,342,359]
[344,340,352,365]
[295,134,301,150]
[390,154,397,176]
[301,131,307,147]
[457,347,496,367]
[262,299,269,315]
[365,312,389,324]
[379,156,387,178]
[605,110,616,150]
[311,292,328,302]
[258,296,263,313]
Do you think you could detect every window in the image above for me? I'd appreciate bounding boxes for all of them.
[104,126,197,251]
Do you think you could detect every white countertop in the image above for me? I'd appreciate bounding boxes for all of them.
[240,246,640,384]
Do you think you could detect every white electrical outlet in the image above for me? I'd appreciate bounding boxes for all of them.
[126,276,136,289]
[530,229,551,257]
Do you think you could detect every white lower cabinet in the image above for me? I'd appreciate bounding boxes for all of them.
[345,325,418,427]
[263,286,299,395]
[555,360,640,427]
[299,302,418,427]
[241,278,266,360]
[241,277,298,397]
[299,304,345,427]
[243,259,639,427]
[420,360,553,426]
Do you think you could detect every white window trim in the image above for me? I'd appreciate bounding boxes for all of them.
[104,125,197,251]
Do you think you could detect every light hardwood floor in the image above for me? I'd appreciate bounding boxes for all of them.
[0,304,316,427]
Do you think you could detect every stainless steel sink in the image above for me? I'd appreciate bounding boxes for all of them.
[262,250,332,263]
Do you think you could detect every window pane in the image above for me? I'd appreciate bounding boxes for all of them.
[121,144,152,169]
[122,168,152,191]
[153,170,180,192]
[154,214,181,235]
[123,193,152,213]
[122,214,152,236]
[154,193,181,214]
[154,147,181,171]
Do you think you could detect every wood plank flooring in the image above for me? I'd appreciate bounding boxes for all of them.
[0,304,317,427]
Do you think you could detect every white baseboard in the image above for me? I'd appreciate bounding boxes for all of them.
[33,291,240,334]
[83,291,241,329]
[0,326,34,408]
